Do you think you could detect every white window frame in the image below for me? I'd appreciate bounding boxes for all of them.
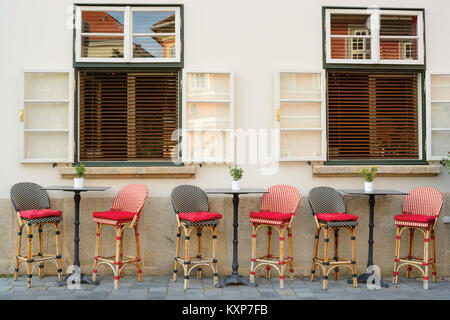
[275,70,326,161]
[182,70,235,163]
[325,8,424,65]
[20,70,74,163]
[75,6,181,63]
[426,72,450,160]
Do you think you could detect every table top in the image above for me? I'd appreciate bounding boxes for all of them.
[43,186,111,192]
[205,188,268,195]
[339,189,408,196]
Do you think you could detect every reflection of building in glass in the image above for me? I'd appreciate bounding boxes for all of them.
[150,14,176,58]
[82,11,152,58]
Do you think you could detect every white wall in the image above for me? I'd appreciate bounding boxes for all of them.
[0,0,449,199]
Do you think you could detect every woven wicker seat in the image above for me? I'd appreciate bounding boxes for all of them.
[10,182,63,288]
[393,187,443,289]
[171,185,221,289]
[308,186,358,290]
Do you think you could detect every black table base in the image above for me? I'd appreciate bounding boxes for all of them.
[216,274,256,288]
[347,273,389,288]
[58,272,99,287]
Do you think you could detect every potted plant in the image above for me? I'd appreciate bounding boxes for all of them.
[229,165,243,191]
[441,156,450,174]
[360,167,378,193]
[74,162,86,189]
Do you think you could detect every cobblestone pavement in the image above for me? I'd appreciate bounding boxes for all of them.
[0,275,449,300]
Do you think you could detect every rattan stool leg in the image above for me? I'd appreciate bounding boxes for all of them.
[26,224,33,288]
[134,224,143,282]
[92,223,101,282]
[38,224,44,278]
[265,226,272,278]
[196,227,202,279]
[173,226,181,282]
[423,228,430,290]
[407,229,415,278]
[113,225,123,289]
[350,227,357,288]
[183,227,192,290]
[431,230,437,282]
[212,226,218,286]
[250,224,257,283]
[279,227,286,288]
[393,226,401,284]
[311,227,320,282]
[288,227,294,281]
[333,228,339,281]
[14,224,23,281]
[322,228,330,290]
[54,222,63,281]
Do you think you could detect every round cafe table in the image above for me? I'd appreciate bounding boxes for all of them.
[205,188,267,288]
[44,185,110,286]
[339,189,407,288]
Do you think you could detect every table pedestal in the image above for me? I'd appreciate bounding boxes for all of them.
[216,194,256,288]
[347,194,389,288]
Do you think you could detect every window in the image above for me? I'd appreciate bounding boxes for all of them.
[182,71,234,163]
[275,71,326,161]
[78,71,179,162]
[427,74,450,159]
[325,8,424,64]
[327,71,421,160]
[21,71,73,163]
[75,6,181,63]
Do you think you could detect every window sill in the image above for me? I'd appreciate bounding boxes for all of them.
[312,164,442,177]
[59,166,196,179]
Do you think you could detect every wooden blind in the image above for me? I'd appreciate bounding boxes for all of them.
[327,72,419,160]
[79,71,178,161]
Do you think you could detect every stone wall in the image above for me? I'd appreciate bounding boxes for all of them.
[1,193,448,279]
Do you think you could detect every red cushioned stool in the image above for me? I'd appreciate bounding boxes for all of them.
[393,187,443,289]
[249,185,301,288]
[91,184,148,289]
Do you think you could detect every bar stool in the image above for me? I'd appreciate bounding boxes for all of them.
[171,185,222,290]
[10,182,64,288]
[248,184,301,288]
[308,186,359,290]
[91,184,148,289]
[393,187,443,289]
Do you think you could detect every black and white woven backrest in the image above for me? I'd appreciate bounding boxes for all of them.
[10,182,50,212]
[171,185,209,214]
[308,186,346,215]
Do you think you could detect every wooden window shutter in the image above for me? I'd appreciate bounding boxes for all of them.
[327,71,419,160]
[79,71,178,161]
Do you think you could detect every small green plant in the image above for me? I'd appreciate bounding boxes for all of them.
[441,156,450,174]
[75,162,86,178]
[360,167,378,182]
[229,165,243,181]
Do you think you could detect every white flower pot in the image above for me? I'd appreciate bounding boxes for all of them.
[231,180,241,191]
[364,181,374,193]
[74,177,84,189]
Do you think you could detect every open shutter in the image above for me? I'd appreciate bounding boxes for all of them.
[79,70,179,161]
[21,70,73,163]
[327,71,420,160]
[182,71,234,163]
[275,71,326,161]
[427,73,450,160]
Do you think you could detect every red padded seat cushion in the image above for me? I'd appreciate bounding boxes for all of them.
[316,213,359,222]
[93,210,136,222]
[19,209,62,219]
[250,211,293,221]
[178,212,222,222]
[394,214,436,224]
